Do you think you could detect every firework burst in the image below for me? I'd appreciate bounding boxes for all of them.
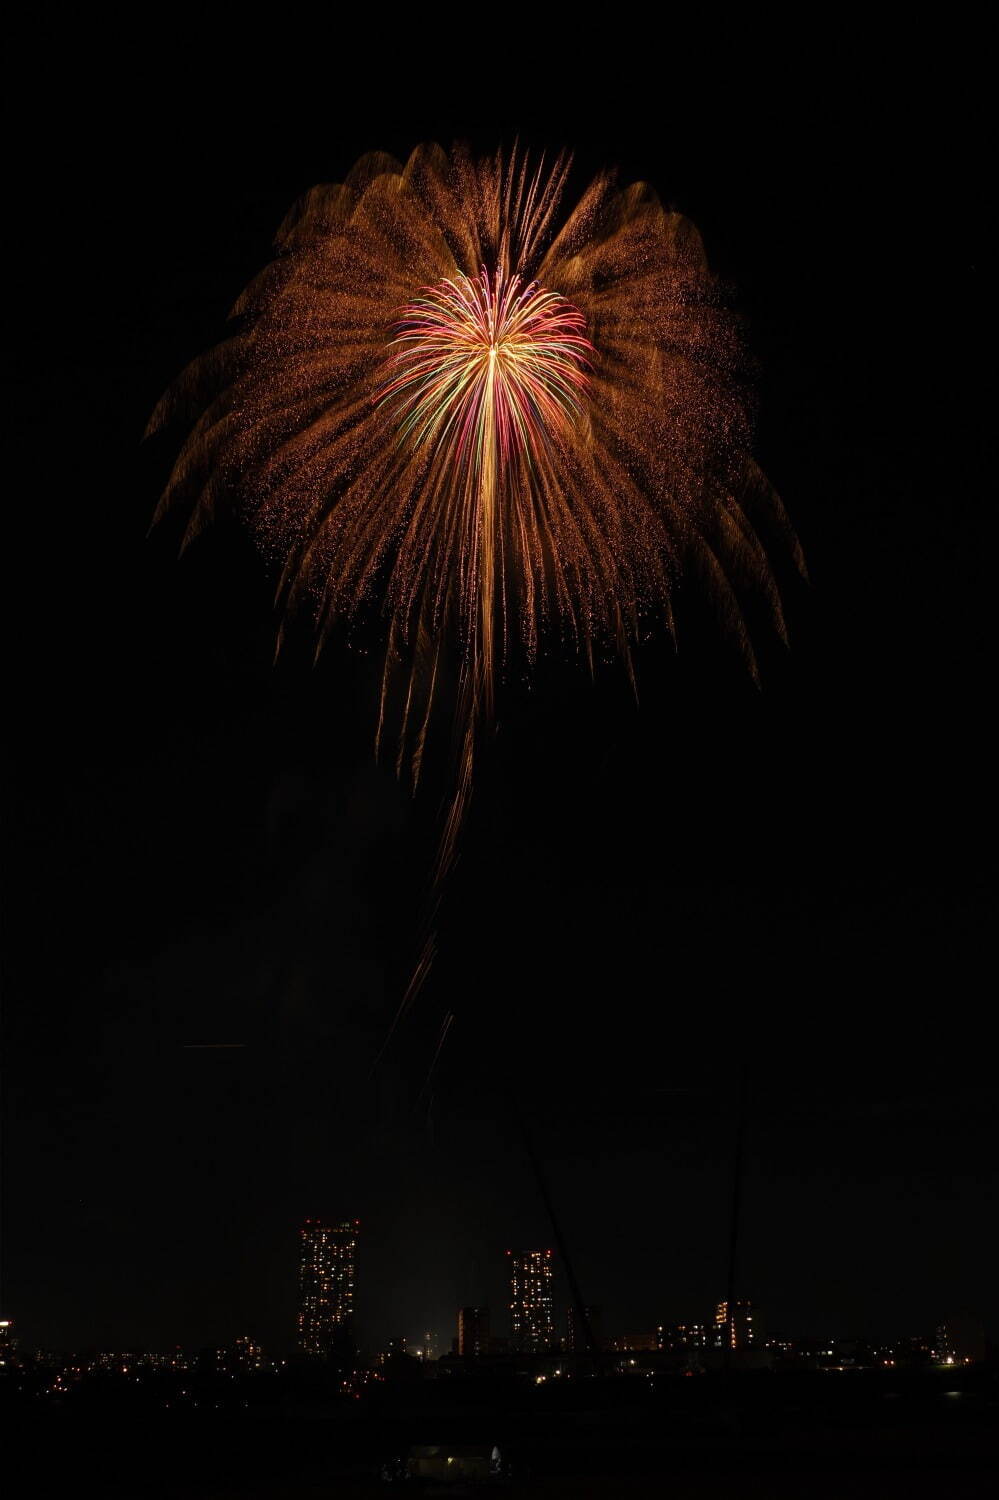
[149,142,804,1029]
[373,263,595,725]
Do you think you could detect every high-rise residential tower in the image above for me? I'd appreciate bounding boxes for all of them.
[298,1219,359,1355]
[457,1306,491,1358]
[566,1304,603,1352]
[507,1248,554,1352]
[714,1298,754,1351]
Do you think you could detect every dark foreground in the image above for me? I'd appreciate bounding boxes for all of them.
[5,1370,996,1497]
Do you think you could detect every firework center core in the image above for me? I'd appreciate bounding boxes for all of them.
[376,266,593,466]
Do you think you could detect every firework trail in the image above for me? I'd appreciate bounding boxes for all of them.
[149,142,804,1058]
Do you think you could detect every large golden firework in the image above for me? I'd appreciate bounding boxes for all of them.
[149,142,803,976]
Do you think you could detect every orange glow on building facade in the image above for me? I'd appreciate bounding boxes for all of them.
[714,1298,754,1351]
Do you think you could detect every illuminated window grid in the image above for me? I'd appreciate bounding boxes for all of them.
[507,1248,554,1352]
[298,1219,360,1355]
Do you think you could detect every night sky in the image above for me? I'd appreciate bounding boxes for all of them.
[5,38,994,1360]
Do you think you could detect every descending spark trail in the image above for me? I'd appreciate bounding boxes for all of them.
[149,143,804,1071]
[415,1011,455,1112]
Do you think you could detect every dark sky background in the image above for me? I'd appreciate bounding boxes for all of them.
[4,35,994,1358]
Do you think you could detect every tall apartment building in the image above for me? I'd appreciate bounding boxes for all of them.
[507,1248,554,1352]
[298,1219,359,1355]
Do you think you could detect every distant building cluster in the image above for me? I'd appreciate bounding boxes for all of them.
[0,1318,292,1407]
[0,1217,986,1411]
[759,1320,986,1371]
[289,1224,986,1382]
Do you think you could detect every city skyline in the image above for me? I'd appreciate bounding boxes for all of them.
[12,1210,984,1367]
[3,1178,992,1358]
[2,1300,985,1372]
[1,1210,989,1394]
